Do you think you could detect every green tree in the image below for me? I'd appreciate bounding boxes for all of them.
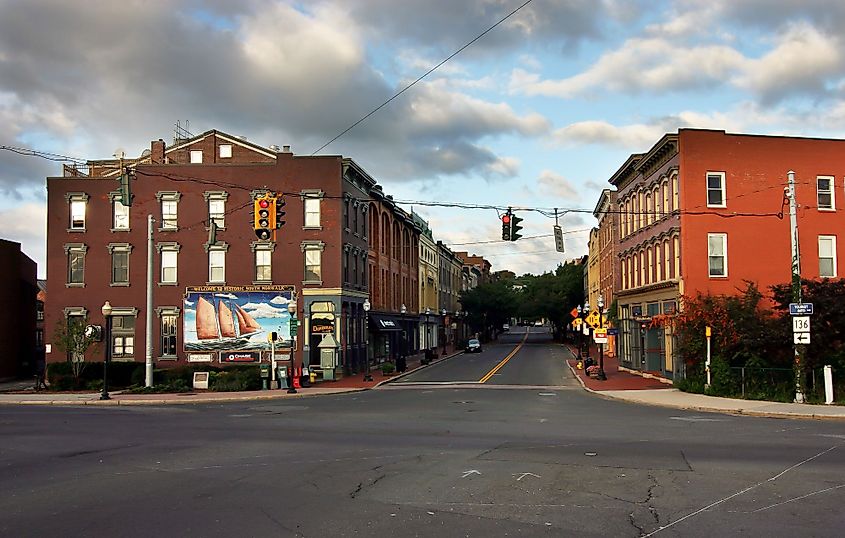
[460,279,519,341]
[52,316,99,385]
[517,263,584,339]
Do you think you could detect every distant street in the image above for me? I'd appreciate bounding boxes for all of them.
[2,333,845,537]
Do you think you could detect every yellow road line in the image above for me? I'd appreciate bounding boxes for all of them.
[478,328,530,383]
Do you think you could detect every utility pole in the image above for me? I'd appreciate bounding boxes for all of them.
[787,170,804,403]
[145,214,154,387]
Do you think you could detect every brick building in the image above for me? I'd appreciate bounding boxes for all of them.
[45,129,379,379]
[611,129,845,378]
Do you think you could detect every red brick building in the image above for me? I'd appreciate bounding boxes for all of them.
[0,239,38,379]
[45,129,390,379]
[611,129,845,378]
[367,186,421,363]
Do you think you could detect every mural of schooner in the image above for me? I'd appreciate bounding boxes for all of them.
[183,286,295,352]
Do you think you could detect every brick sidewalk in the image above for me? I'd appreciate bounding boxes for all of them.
[565,344,671,391]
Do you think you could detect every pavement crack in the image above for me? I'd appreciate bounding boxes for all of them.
[350,473,387,499]
[626,473,660,536]
[349,482,363,499]
[680,450,693,472]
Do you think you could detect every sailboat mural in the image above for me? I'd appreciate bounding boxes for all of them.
[184,286,295,352]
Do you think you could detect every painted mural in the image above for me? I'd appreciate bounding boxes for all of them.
[183,285,296,352]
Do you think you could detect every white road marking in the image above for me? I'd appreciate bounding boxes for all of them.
[462,469,481,478]
[515,472,541,481]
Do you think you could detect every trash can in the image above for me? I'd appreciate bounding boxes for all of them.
[300,366,311,387]
[276,366,289,389]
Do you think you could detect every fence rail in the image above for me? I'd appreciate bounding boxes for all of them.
[724,367,843,404]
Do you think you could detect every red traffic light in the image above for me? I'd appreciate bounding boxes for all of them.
[259,199,270,208]
[502,214,511,223]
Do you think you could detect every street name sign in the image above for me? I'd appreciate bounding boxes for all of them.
[794,332,811,345]
[789,303,814,316]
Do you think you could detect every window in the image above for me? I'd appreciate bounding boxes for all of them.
[209,249,226,283]
[111,315,136,360]
[672,173,679,211]
[255,249,272,282]
[159,310,178,358]
[655,243,662,281]
[662,181,670,215]
[67,193,89,231]
[706,172,726,207]
[219,144,232,159]
[108,243,132,285]
[645,193,652,225]
[156,192,181,230]
[113,198,129,230]
[190,150,203,163]
[817,176,834,210]
[205,191,228,229]
[65,244,87,286]
[664,239,671,279]
[819,235,837,277]
[304,197,321,227]
[158,242,180,284]
[302,241,325,283]
[708,233,727,277]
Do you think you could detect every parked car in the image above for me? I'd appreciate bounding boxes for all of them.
[534,321,543,326]
[465,339,482,353]
[502,324,510,332]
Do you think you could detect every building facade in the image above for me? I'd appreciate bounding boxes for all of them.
[45,129,375,379]
[611,129,845,378]
[0,239,38,379]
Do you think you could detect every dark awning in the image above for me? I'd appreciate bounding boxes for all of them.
[369,314,403,332]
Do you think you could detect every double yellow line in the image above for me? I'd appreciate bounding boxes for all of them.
[478,328,529,383]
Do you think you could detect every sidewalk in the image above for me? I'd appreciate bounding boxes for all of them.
[563,343,845,419]
[0,348,462,406]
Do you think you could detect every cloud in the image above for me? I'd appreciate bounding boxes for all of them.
[269,295,291,305]
[537,170,579,201]
[0,202,46,273]
[241,302,286,319]
[215,293,238,300]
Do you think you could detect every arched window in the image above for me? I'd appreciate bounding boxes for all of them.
[655,242,662,281]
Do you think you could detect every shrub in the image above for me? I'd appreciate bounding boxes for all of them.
[210,365,261,392]
[381,362,396,375]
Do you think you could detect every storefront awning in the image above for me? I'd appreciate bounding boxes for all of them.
[369,314,403,332]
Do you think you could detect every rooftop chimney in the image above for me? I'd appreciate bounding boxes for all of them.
[282,145,291,153]
[151,139,165,164]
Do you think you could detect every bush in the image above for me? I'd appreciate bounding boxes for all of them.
[381,362,396,375]
[210,365,261,392]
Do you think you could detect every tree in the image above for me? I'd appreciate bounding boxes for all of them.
[517,263,583,339]
[460,279,519,341]
[52,316,99,385]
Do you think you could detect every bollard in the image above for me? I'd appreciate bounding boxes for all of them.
[824,365,834,405]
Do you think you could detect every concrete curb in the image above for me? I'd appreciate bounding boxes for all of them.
[376,351,465,387]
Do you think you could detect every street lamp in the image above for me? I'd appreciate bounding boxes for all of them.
[100,301,112,401]
[287,300,297,394]
[441,309,447,354]
[363,299,372,381]
[596,294,607,381]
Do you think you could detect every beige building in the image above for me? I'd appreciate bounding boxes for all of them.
[587,227,601,310]
[412,212,440,351]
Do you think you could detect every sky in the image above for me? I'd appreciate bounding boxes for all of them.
[3,0,845,279]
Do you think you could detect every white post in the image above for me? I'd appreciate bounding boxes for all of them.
[145,214,154,387]
[824,365,834,405]
[705,326,711,389]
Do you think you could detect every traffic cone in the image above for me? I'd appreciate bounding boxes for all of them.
[293,366,301,389]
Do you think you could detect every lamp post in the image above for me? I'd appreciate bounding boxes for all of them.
[425,307,431,352]
[100,301,112,400]
[580,300,590,358]
[287,300,297,394]
[363,299,372,381]
[441,308,447,354]
[400,303,407,358]
[597,294,607,381]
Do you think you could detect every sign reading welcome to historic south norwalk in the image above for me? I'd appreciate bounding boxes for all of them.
[183,285,296,353]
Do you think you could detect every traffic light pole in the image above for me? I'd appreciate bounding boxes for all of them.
[145,214,154,387]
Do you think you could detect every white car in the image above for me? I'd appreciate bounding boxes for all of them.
[502,324,510,332]
[465,339,482,353]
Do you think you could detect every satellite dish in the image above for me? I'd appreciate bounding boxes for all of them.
[113,147,126,159]
[140,149,151,158]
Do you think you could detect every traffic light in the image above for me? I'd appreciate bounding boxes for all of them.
[118,168,134,206]
[275,195,286,229]
[254,194,275,240]
[510,212,523,241]
[501,212,512,241]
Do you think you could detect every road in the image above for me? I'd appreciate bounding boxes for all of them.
[2,327,844,537]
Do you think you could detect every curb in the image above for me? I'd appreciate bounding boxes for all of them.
[376,351,465,387]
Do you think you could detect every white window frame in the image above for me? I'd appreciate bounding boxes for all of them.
[708,233,728,278]
[817,176,835,211]
[158,242,180,285]
[113,197,129,230]
[208,249,226,284]
[64,243,87,287]
[157,192,181,231]
[107,243,132,286]
[190,150,203,164]
[818,235,837,278]
[302,240,325,284]
[706,171,726,208]
[66,193,89,231]
[204,191,228,229]
[255,249,272,282]
[219,144,232,159]
[304,197,321,228]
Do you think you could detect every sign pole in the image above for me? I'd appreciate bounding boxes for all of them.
[787,170,805,403]
[705,326,711,389]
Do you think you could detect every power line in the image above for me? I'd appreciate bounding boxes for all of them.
[0,145,87,163]
[310,0,535,155]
